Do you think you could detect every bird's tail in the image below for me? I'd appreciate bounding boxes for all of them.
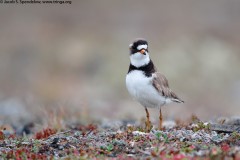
[172,98,184,103]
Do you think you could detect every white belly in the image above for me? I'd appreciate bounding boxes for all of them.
[126,70,166,108]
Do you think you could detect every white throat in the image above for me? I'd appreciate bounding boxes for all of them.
[130,52,150,68]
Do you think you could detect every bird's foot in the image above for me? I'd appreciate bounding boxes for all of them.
[158,122,163,130]
[145,120,153,132]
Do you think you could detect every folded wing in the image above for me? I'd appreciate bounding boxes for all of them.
[152,72,184,103]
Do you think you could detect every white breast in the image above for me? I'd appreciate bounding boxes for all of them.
[126,70,166,108]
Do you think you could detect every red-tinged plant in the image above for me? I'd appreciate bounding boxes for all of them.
[8,134,16,139]
[5,148,47,160]
[73,149,79,156]
[159,151,166,156]
[189,145,195,150]
[221,143,230,152]
[168,148,180,155]
[35,128,57,139]
[0,131,4,140]
[211,148,218,155]
[173,153,188,160]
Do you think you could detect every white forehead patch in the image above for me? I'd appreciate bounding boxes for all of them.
[137,44,148,50]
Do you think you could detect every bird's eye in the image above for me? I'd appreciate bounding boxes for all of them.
[138,48,148,52]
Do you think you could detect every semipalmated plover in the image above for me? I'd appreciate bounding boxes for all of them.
[126,39,184,131]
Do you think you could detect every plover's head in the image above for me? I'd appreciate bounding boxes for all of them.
[129,39,150,67]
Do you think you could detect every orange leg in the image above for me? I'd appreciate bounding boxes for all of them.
[159,108,163,130]
[145,108,152,132]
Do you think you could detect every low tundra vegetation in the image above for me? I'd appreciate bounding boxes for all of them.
[0,115,240,159]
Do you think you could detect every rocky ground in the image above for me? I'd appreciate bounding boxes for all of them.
[0,117,240,159]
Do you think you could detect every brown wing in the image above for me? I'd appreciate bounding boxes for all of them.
[152,72,184,103]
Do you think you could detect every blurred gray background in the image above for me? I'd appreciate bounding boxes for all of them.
[0,0,240,125]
